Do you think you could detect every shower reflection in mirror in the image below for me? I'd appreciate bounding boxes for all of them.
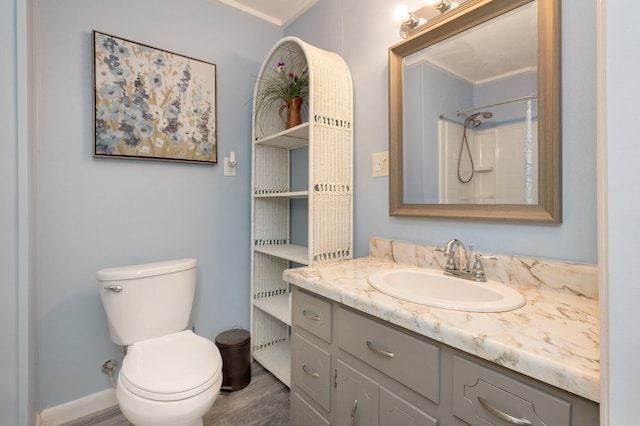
[438,96,538,205]
[402,67,538,205]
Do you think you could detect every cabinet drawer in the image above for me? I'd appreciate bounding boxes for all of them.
[292,392,331,426]
[338,307,440,403]
[293,289,332,343]
[292,333,332,411]
[453,356,570,426]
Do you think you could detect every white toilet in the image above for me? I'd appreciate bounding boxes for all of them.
[97,258,222,426]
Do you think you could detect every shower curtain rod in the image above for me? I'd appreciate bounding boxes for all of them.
[441,94,538,119]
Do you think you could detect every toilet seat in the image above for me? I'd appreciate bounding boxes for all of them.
[120,330,222,402]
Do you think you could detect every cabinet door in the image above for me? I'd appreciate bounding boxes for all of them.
[336,360,378,426]
[379,386,438,426]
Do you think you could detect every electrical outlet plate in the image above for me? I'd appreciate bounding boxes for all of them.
[372,151,389,177]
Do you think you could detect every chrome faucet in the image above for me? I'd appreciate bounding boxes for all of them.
[438,239,496,282]
[442,238,468,271]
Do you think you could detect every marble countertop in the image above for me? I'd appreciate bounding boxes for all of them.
[284,256,600,402]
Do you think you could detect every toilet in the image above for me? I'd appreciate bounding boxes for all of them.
[97,258,222,426]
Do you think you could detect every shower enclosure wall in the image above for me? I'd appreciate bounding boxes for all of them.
[438,113,538,204]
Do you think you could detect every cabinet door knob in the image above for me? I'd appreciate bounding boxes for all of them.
[301,363,320,378]
[303,309,321,321]
[366,341,395,358]
[478,396,533,425]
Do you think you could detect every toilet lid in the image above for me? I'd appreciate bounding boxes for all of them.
[121,330,222,401]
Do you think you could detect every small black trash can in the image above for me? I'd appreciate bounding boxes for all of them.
[215,329,251,391]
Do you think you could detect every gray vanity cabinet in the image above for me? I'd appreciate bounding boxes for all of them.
[290,287,599,426]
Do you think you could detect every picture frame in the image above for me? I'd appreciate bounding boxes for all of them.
[93,31,217,164]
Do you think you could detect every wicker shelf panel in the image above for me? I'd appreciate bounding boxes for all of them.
[254,191,308,199]
[254,244,308,265]
[253,340,291,388]
[254,293,291,326]
[255,123,309,148]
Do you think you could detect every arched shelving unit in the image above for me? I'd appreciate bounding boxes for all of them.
[250,37,353,386]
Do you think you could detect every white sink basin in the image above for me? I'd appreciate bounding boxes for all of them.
[367,268,525,312]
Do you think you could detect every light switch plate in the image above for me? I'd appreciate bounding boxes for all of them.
[372,151,389,177]
[224,157,236,176]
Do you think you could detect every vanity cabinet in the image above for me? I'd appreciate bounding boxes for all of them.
[250,37,353,387]
[290,287,599,426]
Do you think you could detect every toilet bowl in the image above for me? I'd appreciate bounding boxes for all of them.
[96,259,223,426]
[116,330,222,426]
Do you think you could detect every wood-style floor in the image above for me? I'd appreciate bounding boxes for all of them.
[62,363,290,426]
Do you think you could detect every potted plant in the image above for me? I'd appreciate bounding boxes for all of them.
[255,58,309,130]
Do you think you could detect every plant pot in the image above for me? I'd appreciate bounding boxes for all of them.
[279,96,304,129]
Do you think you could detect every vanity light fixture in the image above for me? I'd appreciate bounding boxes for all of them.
[394,0,459,38]
[424,0,454,13]
[393,5,426,39]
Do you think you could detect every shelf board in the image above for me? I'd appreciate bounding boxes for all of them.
[254,244,308,264]
[253,340,291,388]
[254,294,291,326]
[255,123,309,149]
[254,191,309,199]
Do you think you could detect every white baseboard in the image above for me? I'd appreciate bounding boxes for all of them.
[37,388,117,426]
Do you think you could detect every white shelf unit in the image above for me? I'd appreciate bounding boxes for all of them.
[250,37,353,387]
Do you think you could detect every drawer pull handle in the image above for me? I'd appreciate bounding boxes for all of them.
[301,363,320,378]
[366,341,395,358]
[303,310,321,321]
[350,399,358,426]
[478,396,533,426]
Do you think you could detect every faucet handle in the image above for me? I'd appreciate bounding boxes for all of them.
[472,253,497,280]
[475,253,497,261]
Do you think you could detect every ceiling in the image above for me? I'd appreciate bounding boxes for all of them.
[409,2,537,84]
[212,0,319,27]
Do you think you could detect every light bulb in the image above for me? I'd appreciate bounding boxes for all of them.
[393,4,410,22]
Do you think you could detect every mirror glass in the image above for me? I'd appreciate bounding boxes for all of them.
[389,0,561,222]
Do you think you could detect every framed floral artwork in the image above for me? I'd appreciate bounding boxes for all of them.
[93,31,217,164]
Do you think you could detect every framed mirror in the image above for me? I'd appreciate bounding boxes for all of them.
[389,0,561,222]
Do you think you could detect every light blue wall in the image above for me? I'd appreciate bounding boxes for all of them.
[35,0,281,410]
[2,0,20,423]
[287,0,597,264]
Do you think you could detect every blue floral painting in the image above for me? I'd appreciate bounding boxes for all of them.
[93,31,217,164]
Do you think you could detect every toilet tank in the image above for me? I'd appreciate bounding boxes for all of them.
[96,258,198,346]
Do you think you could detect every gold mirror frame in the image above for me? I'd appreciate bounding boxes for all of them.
[389,0,561,223]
